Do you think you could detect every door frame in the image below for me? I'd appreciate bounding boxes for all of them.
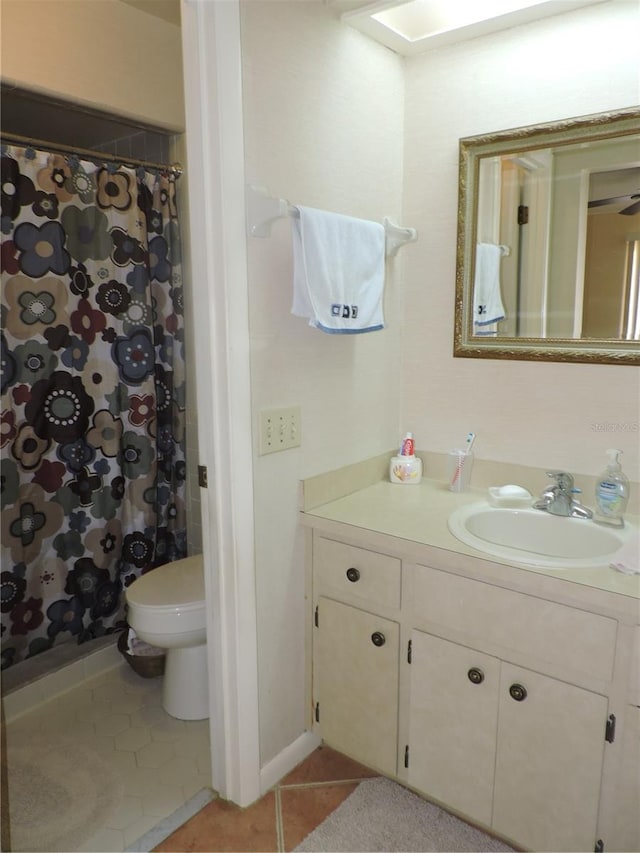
[180,0,261,806]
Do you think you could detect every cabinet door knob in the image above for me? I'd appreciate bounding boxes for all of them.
[467,667,484,685]
[509,683,528,702]
[346,567,360,583]
[371,631,386,647]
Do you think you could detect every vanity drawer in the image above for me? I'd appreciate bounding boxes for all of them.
[410,564,617,682]
[314,537,401,609]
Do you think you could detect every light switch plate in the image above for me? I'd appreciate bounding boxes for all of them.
[259,406,301,455]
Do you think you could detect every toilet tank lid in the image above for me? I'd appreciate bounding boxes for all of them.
[126,554,204,607]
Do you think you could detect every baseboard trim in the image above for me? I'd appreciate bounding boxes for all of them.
[260,730,322,795]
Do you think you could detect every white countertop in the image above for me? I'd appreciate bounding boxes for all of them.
[303,478,640,600]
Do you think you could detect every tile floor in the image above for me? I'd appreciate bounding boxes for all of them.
[4,660,508,853]
[154,745,380,853]
[4,650,379,853]
[4,659,212,852]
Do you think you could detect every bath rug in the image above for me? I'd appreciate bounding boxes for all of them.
[6,733,123,852]
[294,776,515,852]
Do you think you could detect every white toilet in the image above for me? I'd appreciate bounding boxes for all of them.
[125,554,208,720]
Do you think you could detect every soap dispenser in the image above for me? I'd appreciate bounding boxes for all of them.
[595,449,629,527]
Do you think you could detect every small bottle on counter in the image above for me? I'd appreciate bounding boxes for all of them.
[595,449,629,527]
[390,432,422,484]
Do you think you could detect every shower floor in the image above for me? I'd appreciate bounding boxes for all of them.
[4,658,212,852]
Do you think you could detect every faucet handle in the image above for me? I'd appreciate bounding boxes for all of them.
[546,470,574,491]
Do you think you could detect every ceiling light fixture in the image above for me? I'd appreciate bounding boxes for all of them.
[339,0,606,55]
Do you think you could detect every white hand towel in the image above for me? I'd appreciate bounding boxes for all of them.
[610,534,640,574]
[473,243,505,336]
[291,206,385,334]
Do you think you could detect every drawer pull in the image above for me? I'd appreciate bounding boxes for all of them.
[509,683,528,702]
[467,667,484,685]
[371,631,386,647]
[346,567,361,583]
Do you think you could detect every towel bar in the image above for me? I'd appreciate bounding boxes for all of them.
[246,185,418,257]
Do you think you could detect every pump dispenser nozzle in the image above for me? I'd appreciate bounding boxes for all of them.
[605,449,622,471]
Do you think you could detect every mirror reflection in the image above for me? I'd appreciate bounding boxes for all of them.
[455,108,640,364]
[583,166,640,340]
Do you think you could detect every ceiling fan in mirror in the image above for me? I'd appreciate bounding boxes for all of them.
[588,192,640,216]
[588,167,640,216]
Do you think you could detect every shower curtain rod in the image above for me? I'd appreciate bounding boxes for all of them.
[1,131,182,176]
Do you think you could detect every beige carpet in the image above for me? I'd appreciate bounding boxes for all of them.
[6,733,122,852]
[294,777,515,853]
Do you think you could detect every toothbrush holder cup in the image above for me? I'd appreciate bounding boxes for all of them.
[448,450,474,492]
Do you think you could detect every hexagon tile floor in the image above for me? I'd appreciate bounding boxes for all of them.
[4,661,212,852]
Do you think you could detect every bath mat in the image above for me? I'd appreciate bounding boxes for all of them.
[6,733,122,852]
[294,776,515,852]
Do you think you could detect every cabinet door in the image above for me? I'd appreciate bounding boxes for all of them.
[613,705,640,852]
[315,596,399,776]
[493,663,608,852]
[407,630,500,826]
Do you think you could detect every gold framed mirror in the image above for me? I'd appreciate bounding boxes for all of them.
[454,108,640,365]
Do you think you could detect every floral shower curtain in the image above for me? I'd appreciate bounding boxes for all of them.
[0,143,187,669]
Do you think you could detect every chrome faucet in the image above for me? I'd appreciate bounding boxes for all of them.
[534,471,593,519]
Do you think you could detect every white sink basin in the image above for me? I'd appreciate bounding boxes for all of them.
[448,502,635,569]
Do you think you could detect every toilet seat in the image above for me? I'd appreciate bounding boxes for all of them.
[126,555,204,609]
[127,599,204,615]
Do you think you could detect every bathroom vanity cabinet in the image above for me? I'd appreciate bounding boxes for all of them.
[307,523,639,853]
[313,538,402,777]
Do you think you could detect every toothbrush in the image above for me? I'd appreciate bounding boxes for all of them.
[451,455,464,487]
[451,432,475,487]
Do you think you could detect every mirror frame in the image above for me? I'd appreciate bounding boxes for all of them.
[454,107,640,365]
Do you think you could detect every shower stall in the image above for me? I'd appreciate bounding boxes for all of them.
[1,88,196,677]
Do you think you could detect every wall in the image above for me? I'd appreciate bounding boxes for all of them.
[0,0,184,131]
[241,0,639,769]
[240,0,405,764]
[402,0,640,479]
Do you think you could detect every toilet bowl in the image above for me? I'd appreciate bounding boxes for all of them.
[125,554,208,720]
